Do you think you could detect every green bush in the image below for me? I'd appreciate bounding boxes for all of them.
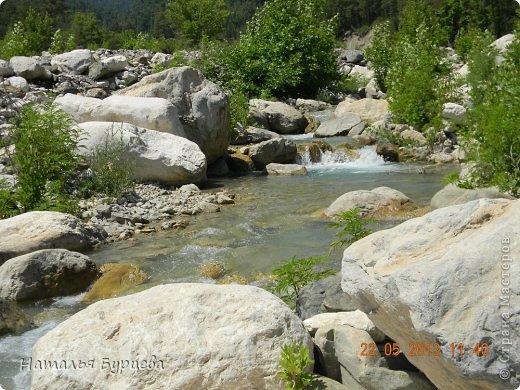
[83,125,134,198]
[462,25,520,196]
[8,103,80,213]
[329,208,372,251]
[0,180,18,219]
[278,342,314,390]
[271,255,334,305]
[365,21,393,91]
[49,29,76,54]
[222,0,339,99]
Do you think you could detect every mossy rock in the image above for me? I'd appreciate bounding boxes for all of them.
[83,263,148,302]
[0,300,30,336]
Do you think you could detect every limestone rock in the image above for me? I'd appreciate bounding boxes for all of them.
[55,94,186,136]
[335,98,388,123]
[250,99,308,134]
[266,163,307,176]
[227,153,254,175]
[295,99,330,112]
[0,299,29,336]
[232,126,281,145]
[0,211,105,265]
[31,283,313,390]
[325,187,413,218]
[375,140,399,162]
[431,184,513,209]
[341,198,520,389]
[88,55,128,80]
[51,49,94,75]
[250,138,297,169]
[442,103,467,125]
[0,249,99,301]
[304,311,384,341]
[9,56,51,80]
[0,76,29,95]
[115,66,230,163]
[492,34,514,52]
[400,129,426,145]
[315,115,364,138]
[0,59,14,77]
[78,122,207,185]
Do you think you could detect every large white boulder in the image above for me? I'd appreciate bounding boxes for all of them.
[0,211,105,264]
[51,49,94,75]
[250,138,297,169]
[314,115,364,137]
[55,94,186,136]
[431,184,513,209]
[78,122,206,185]
[335,98,389,123]
[341,198,520,389]
[249,99,308,134]
[88,55,128,80]
[0,249,99,301]
[31,283,313,390]
[442,102,467,125]
[115,66,230,163]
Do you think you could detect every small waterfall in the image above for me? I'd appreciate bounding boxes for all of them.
[298,145,386,170]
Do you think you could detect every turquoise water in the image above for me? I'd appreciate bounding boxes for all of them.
[0,146,455,389]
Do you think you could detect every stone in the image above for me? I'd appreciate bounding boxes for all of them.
[266,163,307,176]
[51,49,94,74]
[83,263,148,302]
[296,274,358,320]
[250,99,308,134]
[341,198,520,390]
[0,299,29,336]
[228,153,254,175]
[335,98,389,123]
[115,66,230,164]
[442,102,467,125]
[0,76,29,95]
[428,151,455,164]
[349,65,374,79]
[231,126,281,145]
[309,375,352,390]
[0,211,105,265]
[150,52,172,66]
[375,140,399,162]
[304,110,336,132]
[55,94,186,136]
[325,187,413,218]
[430,184,513,209]
[337,49,364,64]
[9,56,51,80]
[304,311,384,341]
[88,55,128,80]
[0,249,99,301]
[295,99,330,112]
[250,138,297,169]
[314,115,364,137]
[32,284,313,390]
[400,129,426,145]
[78,122,206,185]
[0,59,14,77]
[492,34,514,52]
[207,157,229,177]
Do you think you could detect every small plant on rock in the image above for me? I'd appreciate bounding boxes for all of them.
[271,255,334,305]
[329,208,372,251]
[199,261,227,280]
[278,342,314,390]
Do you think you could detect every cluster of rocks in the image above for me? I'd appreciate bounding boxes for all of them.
[80,183,235,241]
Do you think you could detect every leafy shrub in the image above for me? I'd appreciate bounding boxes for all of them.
[333,73,370,95]
[278,342,314,390]
[199,261,227,279]
[462,25,520,196]
[83,125,134,198]
[0,180,18,219]
[365,21,393,91]
[6,103,81,213]
[329,208,372,251]
[271,255,334,305]
[222,0,338,99]
[49,29,76,54]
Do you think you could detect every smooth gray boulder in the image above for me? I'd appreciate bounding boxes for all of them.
[315,115,364,137]
[0,211,105,265]
[342,198,520,389]
[115,66,230,163]
[0,76,29,95]
[51,49,94,74]
[9,56,51,80]
[88,55,128,80]
[266,163,307,176]
[31,283,313,390]
[55,94,186,136]
[431,183,513,209]
[442,102,467,125]
[250,138,297,169]
[0,59,14,77]
[0,249,99,301]
[78,122,206,185]
[325,187,413,218]
[231,126,281,145]
[250,99,308,134]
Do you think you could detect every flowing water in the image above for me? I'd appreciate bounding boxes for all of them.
[0,142,456,389]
